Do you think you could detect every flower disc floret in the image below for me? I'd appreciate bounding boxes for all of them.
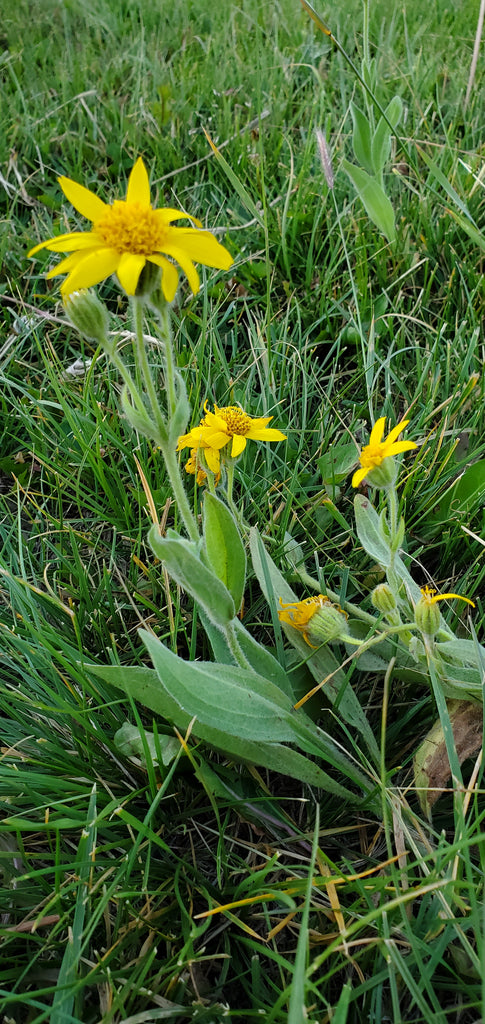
[28,157,233,301]
[352,417,417,489]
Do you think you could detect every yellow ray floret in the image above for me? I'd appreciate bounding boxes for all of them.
[28,157,233,301]
[177,403,287,475]
[352,417,417,488]
[419,585,475,608]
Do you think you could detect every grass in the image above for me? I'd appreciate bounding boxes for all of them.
[1,0,485,1020]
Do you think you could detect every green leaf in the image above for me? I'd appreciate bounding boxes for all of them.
[114,721,179,767]
[417,145,478,225]
[199,608,295,699]
[318,441,358,486]
[350,102,375,175]
[88,663,367,801]
[372,95,402,174]
[202,492,246,612]
[140,629,296,743]
[148,525,236,627]
[354,494,393,567]
[51,785,97,1024]
[341,159,396,242]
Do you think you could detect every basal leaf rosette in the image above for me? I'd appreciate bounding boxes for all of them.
[28,157,233,301]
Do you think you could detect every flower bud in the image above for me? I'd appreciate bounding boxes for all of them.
[64,290,110,345]
[371,584,396,615]
[307,602,350,646]
[371,582,402,627]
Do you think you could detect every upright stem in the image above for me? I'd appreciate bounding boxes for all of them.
[130,296,199,543]
[131,298,166,437]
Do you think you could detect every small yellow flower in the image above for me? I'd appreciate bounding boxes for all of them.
[278,595,348,647]
[28,157,233,301]
[184,447,221,487]
[352,417,417,489]
[177,403,286,474]
[415,585,475,638]
[419,585,475,608]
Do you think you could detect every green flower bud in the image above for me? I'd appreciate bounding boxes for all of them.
[64,290,110,345]
[371,584,397,614]
[371,582,402,627]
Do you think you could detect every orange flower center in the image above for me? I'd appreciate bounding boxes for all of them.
[215,406,253,436]
[94,201,166,255]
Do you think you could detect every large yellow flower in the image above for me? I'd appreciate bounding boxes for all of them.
[352,417,417,488]
[177,403,287,475]
[28,157,233,301]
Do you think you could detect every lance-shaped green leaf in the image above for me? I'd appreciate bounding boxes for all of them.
[341,159,396,242]
[199,608,295,699]
[88,663,369,802]
[354,494,393,567]
[148,525,235,627]
[141,630,375,794]
[121,384,162,440]
[249,528,379,762]
[202,492,246,612]
[350,102,375,175]
[372,95,403,175]
[140,628,296,743]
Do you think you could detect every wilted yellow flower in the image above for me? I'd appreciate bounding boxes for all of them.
[177,403,286,474]
[415,585,475,638]
[352,417,417,489]
[184,447,221,487]
[278,595,349,647]
[28,157,233,301]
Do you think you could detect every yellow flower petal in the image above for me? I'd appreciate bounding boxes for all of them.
[368,417,386,447]
[148,254,179,302]
[58,176,108,221]
[46,251,95,278]
[126,157,151,207]
[155,209,203,228]
[160,244,200,294]
[173,229,234,269]
[247,427,287,442]
[385,419,410,445]
[116,252,147,295]
[231,435,247,457]
[60,249,121,295]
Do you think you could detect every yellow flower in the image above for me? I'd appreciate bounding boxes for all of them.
[28,157,233,301]
[415,585,475,638]
[419,585,475,608]
[352,417,417,488]
[177,403,286,474]
[184,447,221,487]
[278,595,349,647]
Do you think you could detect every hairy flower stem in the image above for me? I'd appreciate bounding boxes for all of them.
[154,298,178,420]
[130,297,200,543]
[225,620,253,671]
